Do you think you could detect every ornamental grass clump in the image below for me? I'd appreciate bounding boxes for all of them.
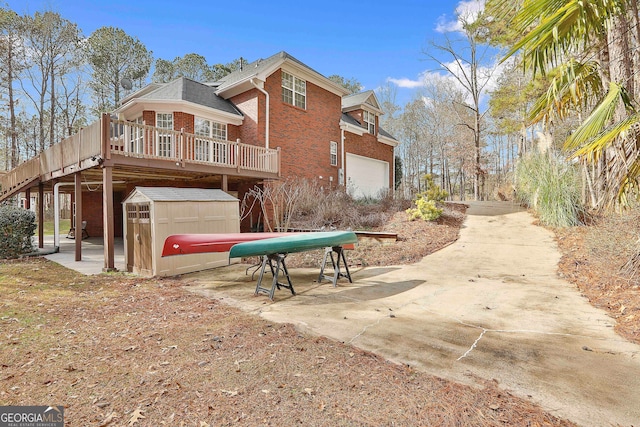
[406,174,447,221]
[0,205,36,259]
[515,151,584,227]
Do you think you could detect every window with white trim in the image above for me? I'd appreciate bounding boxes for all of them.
[363,110,375,135]
[330,141,338,166]
[195,117,228,163]
[282,70,306,109]
[211,122,226,140]
[156,113,174,157]
[194,117,210,161]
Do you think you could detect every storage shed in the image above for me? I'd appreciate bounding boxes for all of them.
[122,187,239,276]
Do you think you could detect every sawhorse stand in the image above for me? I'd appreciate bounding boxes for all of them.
[318,246,352,287]
[255,253,296,300]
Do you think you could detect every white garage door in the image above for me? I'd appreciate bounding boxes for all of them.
[346,153,389,199]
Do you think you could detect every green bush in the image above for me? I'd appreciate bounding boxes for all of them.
[515,151,584,227]
[423,174,448,202]
[0,205,37,259]
[406,174,447,222]
[406,197,443,221]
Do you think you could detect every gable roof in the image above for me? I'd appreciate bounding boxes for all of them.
[342,90,383,115]
[213,52,287,91]
[213,51,350,99]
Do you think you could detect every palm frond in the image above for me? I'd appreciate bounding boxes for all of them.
[564,82,628,153]
[528,59,602,124]
[502,0,627,74]
[574,112,640,158]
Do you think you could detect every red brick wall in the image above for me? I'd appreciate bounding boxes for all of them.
[230,89,261,146]
[75,190,124,238]
[348,110,363,126]
[266,70,341,186]
[174,112,194,133]
[142,110,155,126]
[228,124,240,142]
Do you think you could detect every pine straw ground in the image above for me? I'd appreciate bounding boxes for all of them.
[555,208,640,345]
[8,201,637,426]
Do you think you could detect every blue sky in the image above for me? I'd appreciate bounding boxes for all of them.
[8,0,490,107]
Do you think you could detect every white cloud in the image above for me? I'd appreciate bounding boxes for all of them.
[435,15,462,33]
[435,0,486,34]
[422,56,509,105]
[386,77,425,89]
[386,55,513,108]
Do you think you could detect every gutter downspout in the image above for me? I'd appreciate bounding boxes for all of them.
[341,128,346,186]
[250,78,269,149]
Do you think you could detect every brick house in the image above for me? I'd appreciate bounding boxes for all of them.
[116,51,397,197]
[0,51,397,269]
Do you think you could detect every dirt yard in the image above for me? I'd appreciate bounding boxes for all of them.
[0,202,583,426]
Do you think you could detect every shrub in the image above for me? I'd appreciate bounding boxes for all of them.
[406,197,443,221]
[405,174,447,222]
[423,174,448,202]
[0,205,36,259]
[515,151,584,227]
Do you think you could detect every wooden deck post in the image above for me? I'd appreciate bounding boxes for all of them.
[101,113,111,160]
[103,165,115,271]
[222,175,228,192]
[38,183,44,248]
[74,172,82,261]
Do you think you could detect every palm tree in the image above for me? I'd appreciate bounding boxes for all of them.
[490,0,640,209]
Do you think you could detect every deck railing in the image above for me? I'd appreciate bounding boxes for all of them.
[1,117,280,200]
[40,121,102,174]
[0,157,40,191]
[108,119,279,174]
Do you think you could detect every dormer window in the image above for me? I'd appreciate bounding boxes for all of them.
[282,71,306,109]
[363,110,375,135]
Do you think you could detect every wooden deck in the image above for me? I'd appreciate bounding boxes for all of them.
[0,114,281,202]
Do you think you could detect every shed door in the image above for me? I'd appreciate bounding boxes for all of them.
[346,153,389,198]
[126,205,136,272]
[126,203,152,274]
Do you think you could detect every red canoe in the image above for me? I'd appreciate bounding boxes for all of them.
[161,233,296,257]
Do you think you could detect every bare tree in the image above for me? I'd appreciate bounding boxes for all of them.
[241,180,304,232]
[397,96,430,196]
[424,11,499,200]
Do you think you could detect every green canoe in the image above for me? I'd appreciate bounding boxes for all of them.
[228,231,358,258]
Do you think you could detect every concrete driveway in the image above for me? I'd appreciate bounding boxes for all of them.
[186,201,640,426]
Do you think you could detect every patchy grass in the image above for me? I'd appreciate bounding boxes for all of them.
[35,219,71,236]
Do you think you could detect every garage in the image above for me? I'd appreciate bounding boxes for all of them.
[346,153,389,199]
